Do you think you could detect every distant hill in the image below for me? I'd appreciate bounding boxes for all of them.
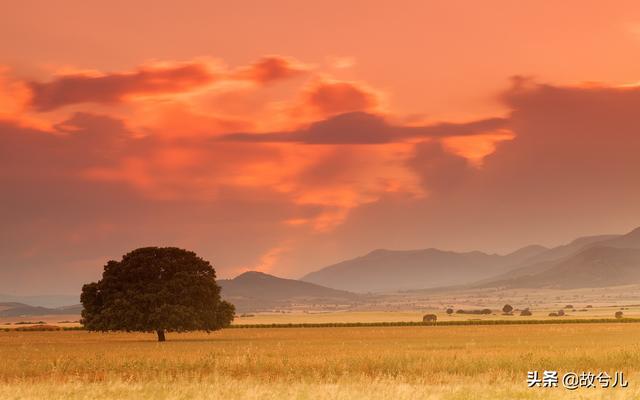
[597,226,640,249]
[484,246,640,289]
[0,302,82,317]
[301,245,548,293]
[218,271,360,312]
[0,294,79,308]
[477,227,640,287]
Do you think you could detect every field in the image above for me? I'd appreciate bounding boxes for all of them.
[232,305,640,325]
[1,323,639,399]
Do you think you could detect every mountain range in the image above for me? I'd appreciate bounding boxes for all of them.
[302,226,640,292]
[4,226,639,314]
[0,294,80,308]
[0,302,82,318]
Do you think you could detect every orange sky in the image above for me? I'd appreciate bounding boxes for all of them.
[2,1,640,293]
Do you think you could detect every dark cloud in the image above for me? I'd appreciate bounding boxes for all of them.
[303,81,379,116]
[220,112,507,144]
[235,56,307,84]
[408,141,471,193]
[29,62,216,111]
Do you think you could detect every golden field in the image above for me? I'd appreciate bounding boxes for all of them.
[1,323,639,399]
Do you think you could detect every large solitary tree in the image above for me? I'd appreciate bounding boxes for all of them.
[81,247,235,341]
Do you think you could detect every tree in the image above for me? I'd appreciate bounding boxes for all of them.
[423,314,437,323]
[520,308,532,316]
[557,309,565,316]
[446,308,454,315]
[615,311,624,319]
[502,304,513,314]
[81,247,235,341]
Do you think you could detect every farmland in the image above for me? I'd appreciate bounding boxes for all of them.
[1,323,639,399]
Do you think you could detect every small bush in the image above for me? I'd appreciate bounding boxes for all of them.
[14,324,62,331]
[520,309,532,316]
[456,309,492,315]
[548,312,559,317]
[615,311,624,319]
[422,314,437,323]
[565,305,574,309]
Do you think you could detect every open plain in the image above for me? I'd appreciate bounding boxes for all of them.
[1,323,639,399]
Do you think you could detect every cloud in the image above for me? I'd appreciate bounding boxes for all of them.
[234,56,308,84]
[301,80,381,117]
[407,141,472,194]
[7,54,640,294]
[0,114,309,292]
[29,61,218,111]
[220,111,508,144]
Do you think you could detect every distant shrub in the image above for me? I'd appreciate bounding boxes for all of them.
[520,309,532,316]
[557,310,565,316]
[422,314,437,323]
[14,324,61,331]
[14,321,45,325]
[502,304,513,314]
[615,311,624,319]
[565,305,574,309]
[586,305,593,308]
[446,308,454,315]
[548,312,559,317]
[455,309,491,315]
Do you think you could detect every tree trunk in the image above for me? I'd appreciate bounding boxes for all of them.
[157,329,166,342]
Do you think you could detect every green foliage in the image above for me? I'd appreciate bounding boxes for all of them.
[81,247,234,339]
[422,314,437,323]
[456,308,492,315]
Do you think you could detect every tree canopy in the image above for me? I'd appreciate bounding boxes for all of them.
[81,247,235,341]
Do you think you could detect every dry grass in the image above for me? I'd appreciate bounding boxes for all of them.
[1,323,639,399]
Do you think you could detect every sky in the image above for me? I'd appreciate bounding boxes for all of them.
[2,1,640,294]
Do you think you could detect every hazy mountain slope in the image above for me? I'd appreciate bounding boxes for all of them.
[596,227,640,249]
[301,248,529,293]
[0,294,79,308]
[513,234,620,266]
[487,246,640,289]
[499,244,549,266]
[219,271,359,312]
[478,229,637,285]
[0,302,81,317]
